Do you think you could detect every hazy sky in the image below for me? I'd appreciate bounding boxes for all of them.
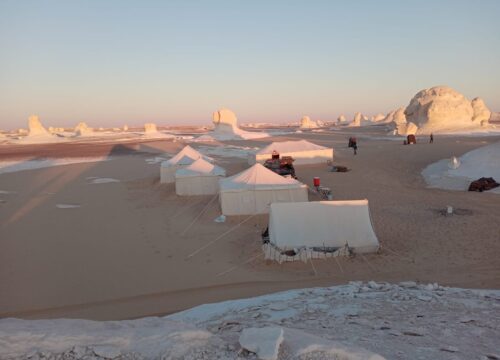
[1,0,499,129]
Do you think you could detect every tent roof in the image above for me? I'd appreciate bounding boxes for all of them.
[256,140,329,155]
[219,163,305,191]
[162,145,211,167]
[269,200,379,251]
[176,158,226,177]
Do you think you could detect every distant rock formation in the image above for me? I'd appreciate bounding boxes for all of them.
[123,125,129,131]
[74,122,93,136]
[212,108,238,133]
[28,115,50,136]
[349,112,362,127]
[299,116,320,129]
[337,114,347,124]
[204,108,268,140]
[371,113,386,122]
[144,123,158,134]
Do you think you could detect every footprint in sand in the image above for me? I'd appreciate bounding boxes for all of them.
[87,177,120,184]
[56,204,81,209]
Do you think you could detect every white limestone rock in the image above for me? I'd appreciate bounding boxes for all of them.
[28,115,50,136]
[123,125,129,131]
[74,122,93,136]
[239,327,283,360]
[349,112,362,127]
[405,86,488,134]
[299,115,319,129]
[337,114,347,124]
[471,97,491,126]
[144,123,158,134]
[372,113,386,122]
[213,108,238,132]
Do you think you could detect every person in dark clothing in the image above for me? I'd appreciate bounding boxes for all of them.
[430,133,434,143]
[353,142,358,155]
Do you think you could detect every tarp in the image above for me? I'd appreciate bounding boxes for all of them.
[160,145,212,184]
[219,163,308,215]
[175,158,226,195]
[249,140,333,165]
[268,200,379,254]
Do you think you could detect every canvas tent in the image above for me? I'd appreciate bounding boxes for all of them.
[264,200,379,262]
[160,145,212,184]
[175,158,226,195]
[249,140,333,165]
[219,163,308,216]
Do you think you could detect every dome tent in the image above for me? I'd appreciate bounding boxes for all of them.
[160,145,213,184]
[175,158,226,196]
[219,163,308,216]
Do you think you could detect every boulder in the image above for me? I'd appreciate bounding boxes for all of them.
[405,86,488,134]
[239,327,283,360]
[337,114,347,124]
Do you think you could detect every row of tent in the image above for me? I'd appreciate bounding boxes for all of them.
[159,143,379,260]
[160,145,308,215]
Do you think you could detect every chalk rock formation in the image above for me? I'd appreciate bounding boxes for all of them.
[74,122,93,136]
[471,97,491,126]
[337,114,347,124]
[144,123,158,134]
[123,125,129,131]
[212,108,238,132]
[206,108,269,140]
[349,112,362,127]
[28,115,50,136]
[18,129,28,135]
[405,86,489,134]
[371,113,386,122]
[299,116,319,129]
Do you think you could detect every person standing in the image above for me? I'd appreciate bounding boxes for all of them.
[353,141,358,155]
[430,133,434,143]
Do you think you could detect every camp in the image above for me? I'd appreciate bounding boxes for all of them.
[264,200,379,262]
[160,145,212,184]
[219,163,308,216]
[249,140,333,165]
[175,158,226,196]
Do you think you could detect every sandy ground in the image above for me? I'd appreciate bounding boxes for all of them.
[1,128,499,320]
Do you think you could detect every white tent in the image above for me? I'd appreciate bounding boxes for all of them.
[219,163,308,216]
[160,145,212,184]
[266,200,379,261]
[175,158,226,196]
[249,140,333,165]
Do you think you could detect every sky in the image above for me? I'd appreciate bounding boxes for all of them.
[1,0,499,129]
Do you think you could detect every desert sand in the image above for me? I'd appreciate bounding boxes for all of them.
[1,127,499,321]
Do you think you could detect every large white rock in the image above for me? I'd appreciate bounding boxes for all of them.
[144,123,158,134]
[471,97,491,126]
[212,108,238,132]
[371,113,386,122]
[337,114,347,124]
[349,112,362,127]
[28,115,50,136]
[209,108,269,140]
[405,86,489,134]
[299,116,319,129]
[239,327,283,360]
[74,122,93,136]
